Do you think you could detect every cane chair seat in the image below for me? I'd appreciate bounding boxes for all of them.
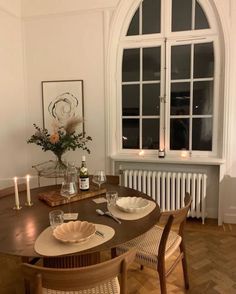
[42,277,120,294]
[116,225,182,269]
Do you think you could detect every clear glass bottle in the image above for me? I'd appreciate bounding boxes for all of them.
[66,162,78,184]
[79,156,89,191]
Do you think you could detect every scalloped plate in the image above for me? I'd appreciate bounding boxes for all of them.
[116,197,149,213]
[53,221,96,243]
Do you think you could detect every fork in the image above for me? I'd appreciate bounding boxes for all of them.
[95,230,105,238]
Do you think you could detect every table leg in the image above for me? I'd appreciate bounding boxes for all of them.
[43,252,101,268]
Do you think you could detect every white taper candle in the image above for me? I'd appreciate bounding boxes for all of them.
[26,175,31,204]
[14,177,20,208]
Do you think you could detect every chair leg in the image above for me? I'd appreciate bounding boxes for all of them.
[158,269,167,294]
[180,242,190,289]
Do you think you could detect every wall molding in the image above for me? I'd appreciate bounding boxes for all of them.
[0,4,21,18]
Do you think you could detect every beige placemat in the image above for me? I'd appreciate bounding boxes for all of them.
[108,200,156,220]
[34,224,115,257]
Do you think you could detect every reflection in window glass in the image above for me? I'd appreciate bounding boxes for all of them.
[143,84,160,115]
[142,119,159,149]
[171,83,190,115]
[193,81,213,115]
[194,43,214,78]
[171,45,191,79]
[122,49,140,82]
[122,85,140,116]
[172,0,192,32]
[143,0,161,34]
[143,47,161,81]
[127,8,139,36]
[195,1,209,30]
[122,119,139,149]
[192,118,212,150]
[170,118,189,150]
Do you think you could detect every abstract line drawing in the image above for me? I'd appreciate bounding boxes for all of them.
[42,80,84,132]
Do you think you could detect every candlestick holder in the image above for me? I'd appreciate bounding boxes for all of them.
[13,205,22,210]
[25,202,33,207]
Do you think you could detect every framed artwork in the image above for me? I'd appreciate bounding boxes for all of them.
[42,80,84,132]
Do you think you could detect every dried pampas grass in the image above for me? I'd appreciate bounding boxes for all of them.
[64,117,83,134]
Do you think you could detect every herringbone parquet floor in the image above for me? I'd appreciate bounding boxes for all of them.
[127,219,236,294]
[0,219,236,293]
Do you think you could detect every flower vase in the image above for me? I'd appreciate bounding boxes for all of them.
[54,154,67,177]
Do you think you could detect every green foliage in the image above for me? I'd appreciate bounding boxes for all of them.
[27,123,92,157]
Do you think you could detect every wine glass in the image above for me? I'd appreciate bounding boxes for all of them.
[92,170,106,190]
[60,180,78,214]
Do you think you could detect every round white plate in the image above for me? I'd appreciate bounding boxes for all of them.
[116,197,150,213]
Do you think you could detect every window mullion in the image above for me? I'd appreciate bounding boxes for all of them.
[140,48,143,149]
[189,43,194,152]
[192,0,196,30]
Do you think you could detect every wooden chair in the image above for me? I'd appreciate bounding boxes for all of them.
[22,249,136,294]
[115,193,192,294]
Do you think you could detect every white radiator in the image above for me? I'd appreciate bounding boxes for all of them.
[123,169,207,224]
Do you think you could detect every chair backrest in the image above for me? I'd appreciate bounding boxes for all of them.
[0,183,26,198]
[157,193,192,261]
[158,193,192,233]
[22,250,136,294]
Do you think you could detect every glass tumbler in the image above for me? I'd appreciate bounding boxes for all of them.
[106,191,118,210]
[49,209,64,230]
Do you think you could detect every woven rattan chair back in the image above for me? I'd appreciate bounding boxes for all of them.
[22,249,136,294]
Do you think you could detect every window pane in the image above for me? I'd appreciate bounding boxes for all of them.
[192,118,212,150]
[143,84,160,115]
[171,82,190,115]
[143,0,161,34]
[170,118,189,150]
[142,119,159,149]
[127,7,139,36]
[194,43,214,78]
[122,49,140,82]
[195,1,209,30]
[143,47,161,81]
[193,81,213,115]
[122,85,140,116]
[172,0,192,32]
[171,45,191,79]
[122,119,139,149]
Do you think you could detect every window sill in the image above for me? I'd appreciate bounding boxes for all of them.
[110,153,225,166]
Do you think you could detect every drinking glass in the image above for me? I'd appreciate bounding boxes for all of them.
[106,191,118,210]
[49,209,64,230]
[60,181,78,213]
[92,170,106,189]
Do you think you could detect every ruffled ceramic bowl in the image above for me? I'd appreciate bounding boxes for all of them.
[53,221,96,243]
[116,197,149,213]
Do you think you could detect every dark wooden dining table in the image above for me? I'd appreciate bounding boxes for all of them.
[0,183,160,266]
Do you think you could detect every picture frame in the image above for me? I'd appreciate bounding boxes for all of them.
[42,80,84,132]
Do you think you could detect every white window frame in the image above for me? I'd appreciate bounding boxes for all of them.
[106,0,225,162]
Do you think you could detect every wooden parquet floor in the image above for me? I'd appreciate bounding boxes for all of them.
[0,219,236,294]
[126,219,236,294]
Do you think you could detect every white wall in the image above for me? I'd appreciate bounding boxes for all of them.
[0,0,21,16]
[0,1,27,188]
[22,0,119,17]
[23,8,108,178]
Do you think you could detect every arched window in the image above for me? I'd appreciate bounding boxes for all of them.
[113,0,222,158]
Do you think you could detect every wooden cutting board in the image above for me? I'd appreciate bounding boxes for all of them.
[38,185,106,207]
